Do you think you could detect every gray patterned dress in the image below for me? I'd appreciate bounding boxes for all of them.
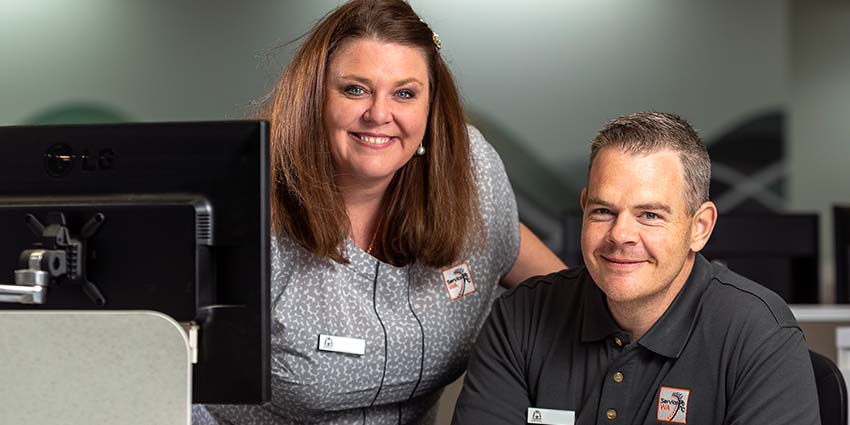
[193,127,519,424]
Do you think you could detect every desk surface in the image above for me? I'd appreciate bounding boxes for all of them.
[0,310,191,425]
[790,304,850,322]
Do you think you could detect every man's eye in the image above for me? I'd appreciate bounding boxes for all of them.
[592,208,612,215]
[344,86,366,96]
[396,89,415,99]
[642,212,659,220]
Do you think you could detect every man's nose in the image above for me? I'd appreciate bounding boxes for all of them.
[606,214,639,245]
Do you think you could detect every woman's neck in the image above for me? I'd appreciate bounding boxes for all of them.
[338,176,390,252]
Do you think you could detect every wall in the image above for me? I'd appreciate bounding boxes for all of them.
[6,1,849,301]
[788,0,850,302]
[1,0,785,207]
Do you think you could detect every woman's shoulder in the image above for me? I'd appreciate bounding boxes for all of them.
[269,231,330,297]
[466,124,510,182]
[466,124,498,162]
[271,231,298,262]
[463,124,520,270]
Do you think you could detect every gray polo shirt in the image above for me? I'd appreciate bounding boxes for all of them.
[453,254,820,425]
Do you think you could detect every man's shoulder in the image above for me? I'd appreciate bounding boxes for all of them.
[706,261,799,329]
[499,267,590,304]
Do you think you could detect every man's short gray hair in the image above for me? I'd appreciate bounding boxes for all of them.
[589,112,711,213]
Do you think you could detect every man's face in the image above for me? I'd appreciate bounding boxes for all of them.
[581,148,697,307]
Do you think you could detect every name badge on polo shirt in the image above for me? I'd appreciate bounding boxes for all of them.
[527,407,575,425]
[318,334,365,356]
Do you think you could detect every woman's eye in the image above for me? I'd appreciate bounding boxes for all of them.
[396,89,415,99]
[344,86,366,96]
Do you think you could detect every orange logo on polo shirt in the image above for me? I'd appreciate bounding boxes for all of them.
[441,261,476,301]
[657,386,689,423]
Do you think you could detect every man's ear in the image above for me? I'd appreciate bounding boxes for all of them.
[690,201,718,252]
[580,187,588,211]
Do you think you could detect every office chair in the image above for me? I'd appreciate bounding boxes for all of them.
[811,350,848,425]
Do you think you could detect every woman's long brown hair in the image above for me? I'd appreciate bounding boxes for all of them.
[264,0,479,268]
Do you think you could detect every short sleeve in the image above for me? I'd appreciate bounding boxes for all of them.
[452,292,531,424]
[726,326,820,424]
[467,125,521,279]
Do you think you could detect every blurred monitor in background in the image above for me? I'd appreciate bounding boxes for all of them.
[835,205,850,303]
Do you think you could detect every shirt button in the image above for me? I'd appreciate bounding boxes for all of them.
[613,371,624,383]
[614,336,623,347]
[606,408,617,420]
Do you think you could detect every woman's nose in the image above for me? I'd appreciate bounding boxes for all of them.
[363,96,392,125]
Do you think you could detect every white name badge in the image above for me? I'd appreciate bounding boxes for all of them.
[527,407,575,425]
[318,334,366,356]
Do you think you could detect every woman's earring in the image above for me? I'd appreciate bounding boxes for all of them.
[416,144,426,156]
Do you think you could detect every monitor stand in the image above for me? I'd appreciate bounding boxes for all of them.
[0,310,191,425]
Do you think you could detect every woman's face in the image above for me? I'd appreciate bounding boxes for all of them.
[323,38,430,189]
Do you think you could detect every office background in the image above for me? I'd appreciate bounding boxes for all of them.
[2,0,849,302]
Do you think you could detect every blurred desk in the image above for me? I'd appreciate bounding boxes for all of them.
[0,310,191,425]
[791,305,850,425]
[792,305,850,362]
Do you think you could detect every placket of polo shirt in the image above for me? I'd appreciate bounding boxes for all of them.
[597,342,638,423]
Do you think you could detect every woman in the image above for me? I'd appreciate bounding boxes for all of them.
[195,0,564,423]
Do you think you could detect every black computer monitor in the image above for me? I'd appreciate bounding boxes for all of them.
[701,213,819,304]
[560,210,584,268]
[834,206,850,304]
[0,121,270,404]
[561,211,820,304]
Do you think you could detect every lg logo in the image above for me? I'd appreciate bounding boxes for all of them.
[44,144,115,177]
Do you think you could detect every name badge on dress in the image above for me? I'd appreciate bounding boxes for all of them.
[441,260,477,301]
[527,407,575,425]
[318,334,365,356]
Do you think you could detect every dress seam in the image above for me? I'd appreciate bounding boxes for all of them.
[406,267,426,402]
[370,261,389,407]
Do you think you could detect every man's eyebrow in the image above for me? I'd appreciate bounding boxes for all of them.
[585,198,614,208]
[634,203,673,214]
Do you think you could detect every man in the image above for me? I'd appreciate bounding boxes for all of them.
[452,112,820,425]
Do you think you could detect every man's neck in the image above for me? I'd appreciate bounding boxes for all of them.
[606,255,696,342]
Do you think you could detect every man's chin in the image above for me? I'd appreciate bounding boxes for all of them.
[593,273,645,299]
[588,263,644,281]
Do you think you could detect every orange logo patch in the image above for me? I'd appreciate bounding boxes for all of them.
[441,261,476,301]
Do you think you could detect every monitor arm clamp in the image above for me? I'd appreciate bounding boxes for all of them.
[0,212,106,305]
